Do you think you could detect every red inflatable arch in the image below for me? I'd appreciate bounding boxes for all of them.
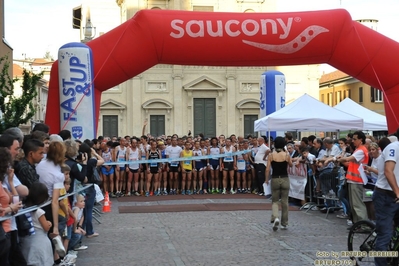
[46,9,399,133]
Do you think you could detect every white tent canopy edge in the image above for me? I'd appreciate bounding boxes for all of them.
[254,94,364,132]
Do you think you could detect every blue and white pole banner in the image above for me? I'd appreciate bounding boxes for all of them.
[259,70,286,139]
[58,42,96,140]
[103,149,251,166]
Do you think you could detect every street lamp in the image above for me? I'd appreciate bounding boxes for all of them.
[82,19,96,42]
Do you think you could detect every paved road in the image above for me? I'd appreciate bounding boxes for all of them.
[76,197,352,266]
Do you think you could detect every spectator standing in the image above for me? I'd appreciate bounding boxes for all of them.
[20,182,53,266]
[0,148,22,266]
[363,142,379,221]
[318,138,341,213]
[30,130,50,158]
[36,141,67,264]
[58,130,71,141]
[70,195,87,251]
[307,135,317,156]
[79,143,104,238]
[372,128,399,266]
[265,136,292,231]
[284,132,295,145]
[334,138,351,220]
[64,140,88,205]
[286,143,297,159]
[0,133,28,266]
[254,136,270,196]
[15,139,44,189]
[32,123,50,134]
[313,138,325,197]
[317,138,341,197]
[338,131,369,226]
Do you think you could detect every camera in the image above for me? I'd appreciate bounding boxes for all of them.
[77,152,83,161]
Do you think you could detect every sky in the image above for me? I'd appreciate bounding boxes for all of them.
[5,0,83,59]
[4,0,399,60]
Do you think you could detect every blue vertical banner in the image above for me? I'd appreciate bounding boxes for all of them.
[259,70,286,139]
[58,43,96,140]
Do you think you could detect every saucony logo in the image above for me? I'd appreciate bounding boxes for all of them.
[170,17,294,39]
[243,25,329,54]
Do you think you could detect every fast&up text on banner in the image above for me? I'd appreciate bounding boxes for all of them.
[58,43,96,140]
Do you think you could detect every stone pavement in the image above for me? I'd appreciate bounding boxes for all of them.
[76,196,352,266]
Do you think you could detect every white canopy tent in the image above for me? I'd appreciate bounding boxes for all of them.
[254,94,364,131]
[333,97,387,131]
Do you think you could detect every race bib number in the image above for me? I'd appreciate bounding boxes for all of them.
[224,153,233,162]
[129,159,139,169]
[237,160,245,170]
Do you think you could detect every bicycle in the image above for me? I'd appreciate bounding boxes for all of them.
[347,219,399,265]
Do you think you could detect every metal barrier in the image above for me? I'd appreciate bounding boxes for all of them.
[0,184,93,222]
[314,168,343,218]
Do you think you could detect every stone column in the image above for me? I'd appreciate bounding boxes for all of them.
[172,66,184,135]
[226,69,237,136]
[131,75,142,136]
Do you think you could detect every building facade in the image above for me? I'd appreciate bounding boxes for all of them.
[319,19,385,116]
[73,0,322,138]
[0,0,13,79]
[319,70,385,115]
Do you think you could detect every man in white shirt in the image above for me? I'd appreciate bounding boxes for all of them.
[319,138,341,197]
[254,136,270,196]
[373,129,399,266]
[166,137,182,195]
[317,138,341,213]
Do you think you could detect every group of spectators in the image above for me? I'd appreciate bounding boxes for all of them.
[291,131,392,220]
[292,129,399,265]
[0,124,101,266]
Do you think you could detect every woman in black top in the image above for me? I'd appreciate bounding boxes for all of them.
[265,136,293,231]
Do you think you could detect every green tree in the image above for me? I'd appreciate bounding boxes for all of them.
[43,50,54,61]
[0,55,43,133]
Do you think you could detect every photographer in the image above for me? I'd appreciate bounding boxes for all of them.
[79,143,104,238]
[64,140,88,205]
